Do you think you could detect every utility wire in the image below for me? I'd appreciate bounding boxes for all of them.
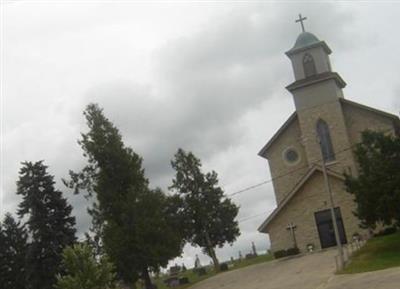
[226,127,395,198]
[232,127,396,226]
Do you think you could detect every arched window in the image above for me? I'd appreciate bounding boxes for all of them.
[303,53,317,78]
[316,119,335,162]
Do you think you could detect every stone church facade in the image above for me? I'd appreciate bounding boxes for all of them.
[257,30,400,253]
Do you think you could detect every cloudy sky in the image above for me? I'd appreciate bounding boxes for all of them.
[2,1,399,267]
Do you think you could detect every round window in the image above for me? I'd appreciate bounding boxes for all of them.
[283,148,300,165]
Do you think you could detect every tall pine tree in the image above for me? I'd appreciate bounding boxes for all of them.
[17,161,76,289]
[0,213,28,289]
[66,104,185,289]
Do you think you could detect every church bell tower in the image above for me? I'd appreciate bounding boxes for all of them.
[285,15,346,111]
[285,15,354,169]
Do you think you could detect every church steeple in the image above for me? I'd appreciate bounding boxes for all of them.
[284,19,346,111]
[285,31,334,81]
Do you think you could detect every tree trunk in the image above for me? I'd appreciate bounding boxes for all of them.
[204,231,219,272]
[142,267,153,289]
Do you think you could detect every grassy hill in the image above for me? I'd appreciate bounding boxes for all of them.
[152,253,273,289]
[341,231,400,274]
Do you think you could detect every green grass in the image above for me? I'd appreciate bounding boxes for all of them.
[152,253,273,289]
[341,232,400,274]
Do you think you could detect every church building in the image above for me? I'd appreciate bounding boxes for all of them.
[257,18,400,253]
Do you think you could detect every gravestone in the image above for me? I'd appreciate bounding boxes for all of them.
[251,241,258,256]
[169,264,181,276]
[181,263,187,272]
[194,254,201,268]
[164,277,179,288]
[245,253,256,259]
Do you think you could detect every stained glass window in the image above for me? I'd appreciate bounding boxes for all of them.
[316,119,335,162]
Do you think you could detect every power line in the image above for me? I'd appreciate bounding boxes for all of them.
[225,127,395,198]
[238,212,268,223]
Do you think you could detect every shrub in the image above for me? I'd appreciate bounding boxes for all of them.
[273,250,287,259]
[375,226,397,237]
[273,247,300,259]
[220,263,229,271]
[56,244,118,289]
[179,277,189,285]
[286,247,300,256]
[194,267,206,276]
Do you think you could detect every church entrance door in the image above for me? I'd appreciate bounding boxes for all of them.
[314,207,347,249]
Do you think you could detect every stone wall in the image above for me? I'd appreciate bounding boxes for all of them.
[342,102,396,144]
[265,116,309,204]
[296,99,356,175]
[266,171,368,253]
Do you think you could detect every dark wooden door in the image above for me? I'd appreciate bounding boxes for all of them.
[314,208,347,249]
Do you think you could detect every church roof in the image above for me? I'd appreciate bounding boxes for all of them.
[286,31,332,56]
[340,98,400,122]
[257,165,345,233]
[258,98,400,159]
[293,32,320,50]
[258,112,297,159]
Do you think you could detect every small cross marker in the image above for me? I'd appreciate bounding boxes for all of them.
[295,13,307,32]
[286,222,298,248]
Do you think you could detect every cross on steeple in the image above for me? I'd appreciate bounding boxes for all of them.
[295,13,307,32]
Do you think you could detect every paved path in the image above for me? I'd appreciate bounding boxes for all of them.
[190,250,400,289]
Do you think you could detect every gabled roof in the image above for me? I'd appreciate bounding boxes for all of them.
[340,98,400,121]
[258,98,400,160]
[258,165,345,233]
[258,112,297,159]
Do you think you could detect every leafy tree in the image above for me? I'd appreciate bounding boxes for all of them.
[66,104,185,288]
[170,149,240,271]
[345,130,400,229]
[56,243,118,289]
[0,213,28,289]
[17,161,76,289]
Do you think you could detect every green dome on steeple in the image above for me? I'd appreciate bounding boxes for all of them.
[292,32,320,50]
[285,31,331,56]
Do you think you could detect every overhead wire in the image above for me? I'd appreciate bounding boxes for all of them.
[225,127,395,198]
[231,127,395,224]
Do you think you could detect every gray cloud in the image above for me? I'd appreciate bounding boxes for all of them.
[4,1,395,267]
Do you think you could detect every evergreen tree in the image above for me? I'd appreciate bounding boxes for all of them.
[17,161,76,289]
[0,213,28,289]
[345,130,400,229]
[56,243,118,289]
[66,104,185,288]
[170,149,240,271]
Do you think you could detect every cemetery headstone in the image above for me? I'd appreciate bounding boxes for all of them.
[251,241,258,256]
[194,254,201,268]
[164,277,179,288]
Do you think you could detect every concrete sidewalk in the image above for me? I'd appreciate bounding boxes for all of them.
[189,250,400,289]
